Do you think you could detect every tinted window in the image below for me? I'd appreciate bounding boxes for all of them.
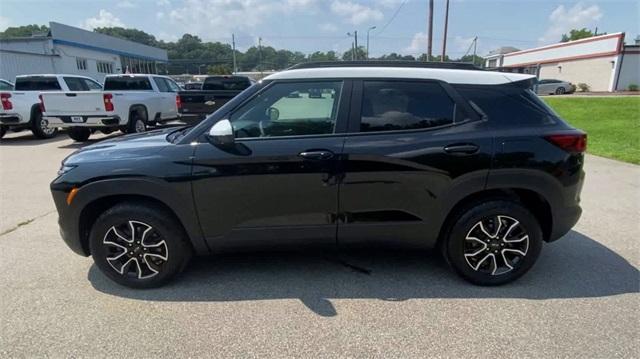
[64,77,89,91]
[83,78,102,90]
[203,77,251,91]
[360,81,455,132]
[15,77,61,91]
[0,81,13,91]
[153,77,170,92]
[230,81,342,138]
[104,76,152,91]
[456,85,558,126]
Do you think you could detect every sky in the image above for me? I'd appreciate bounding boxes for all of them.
[0,0,638,58]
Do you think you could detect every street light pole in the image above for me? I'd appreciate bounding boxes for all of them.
[366,26,376,60]
[232,33,237,74]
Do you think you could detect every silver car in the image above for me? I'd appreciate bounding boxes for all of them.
[536,79,573,95]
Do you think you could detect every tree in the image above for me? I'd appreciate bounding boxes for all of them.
[207,64,232,75]
[0,24,49,38]
[93,27,158,46]
[458,54,484,66]
[342,46,367,61]
[308,51,338,62]
[561,28,599,42]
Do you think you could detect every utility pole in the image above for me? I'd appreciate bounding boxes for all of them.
[258,37,263,74]
[427,0,434,61]
[366,26,376,60]
[232,33,237,74]
[352,42,355,60]
[473,37,477,65]
[354,30,358,60]
[441,0,449,62]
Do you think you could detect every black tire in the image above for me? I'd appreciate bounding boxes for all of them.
[127,110,147,134]
[89,202,192,288]
[555,87,566,95]
[30,108,58,139]
[68,127,91,142]
[0,125,6,139]
[444,200,543,286]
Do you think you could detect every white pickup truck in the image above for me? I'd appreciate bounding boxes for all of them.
[0,74,101,139]
[42,74,182,142]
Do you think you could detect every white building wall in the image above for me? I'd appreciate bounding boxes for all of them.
[616,52,640,91]
[538,56,617,92]
[53,44,122,82]
[0,52,58,82]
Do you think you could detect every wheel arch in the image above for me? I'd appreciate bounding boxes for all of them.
[128,104,149,122]
[436,188,553,250]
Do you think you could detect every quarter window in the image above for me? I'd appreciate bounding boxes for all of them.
[230,81,343,138]
[360,81,455,132]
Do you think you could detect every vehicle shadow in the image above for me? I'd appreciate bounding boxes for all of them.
[0,131,69,146]
[89,230,639,317]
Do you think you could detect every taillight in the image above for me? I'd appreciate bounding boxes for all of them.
[38,94,45,112]
[545,133,587,153]
[0,93,12,110]
[103,93,114,111]
[176,95,182,110]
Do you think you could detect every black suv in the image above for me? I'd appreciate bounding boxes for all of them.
[51,62,585,288]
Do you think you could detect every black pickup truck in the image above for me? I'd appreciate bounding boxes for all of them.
[178,75,252,121]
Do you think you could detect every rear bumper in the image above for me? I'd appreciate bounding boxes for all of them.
[0,113,27,125]
[548,204,582,242]
[46,115,122,128]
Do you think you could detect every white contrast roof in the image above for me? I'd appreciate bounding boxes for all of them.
[264,67,535,85]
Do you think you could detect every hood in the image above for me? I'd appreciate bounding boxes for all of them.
[63,127,177,165]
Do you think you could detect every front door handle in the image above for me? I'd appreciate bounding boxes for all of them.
[299,150,334,160]
[443,143,479,155]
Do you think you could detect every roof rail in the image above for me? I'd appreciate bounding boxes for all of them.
[288,61,483,71]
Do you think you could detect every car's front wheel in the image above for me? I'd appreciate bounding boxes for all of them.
[89,202,192,288]
[68,127,91,142]
[444,200,543,285]
[555,87,566,95]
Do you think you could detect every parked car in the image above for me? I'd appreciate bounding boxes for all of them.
[536,79,574,95]
[0,74,101,139]
[51,61,586,288]
[183,82,203,90]
[178,75,252,121]
[41,74,182,142]
[0,79,14,91]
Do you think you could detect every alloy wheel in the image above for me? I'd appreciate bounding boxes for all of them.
[103,220,168,279]
[41,118,56,135]
[463,215,529,276]
[134,119,146,132]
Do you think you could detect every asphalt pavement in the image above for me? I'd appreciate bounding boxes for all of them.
[1,130,638,358]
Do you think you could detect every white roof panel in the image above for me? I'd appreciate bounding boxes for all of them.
[264,67,535,85]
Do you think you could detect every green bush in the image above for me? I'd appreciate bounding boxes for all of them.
[577,83,590,92]
[569,84,577,93]
[628,84,639,92]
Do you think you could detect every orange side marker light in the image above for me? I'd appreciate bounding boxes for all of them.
[66,187,79,205]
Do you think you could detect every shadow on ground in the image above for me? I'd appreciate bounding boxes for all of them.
[89,230,639,317]
[0,131,70,146]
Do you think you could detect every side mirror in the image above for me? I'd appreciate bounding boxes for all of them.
[207,119,234,146]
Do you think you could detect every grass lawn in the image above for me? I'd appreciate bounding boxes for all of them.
[544,97,640,164]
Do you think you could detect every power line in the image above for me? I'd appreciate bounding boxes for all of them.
[374,0,407,37]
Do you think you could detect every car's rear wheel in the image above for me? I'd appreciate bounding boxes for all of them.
[444,200,542,285]
[89,203,192,288]
[127,111,147,134]
[68,127,91,142]
[555,87,566,95]
[31,109,58,139]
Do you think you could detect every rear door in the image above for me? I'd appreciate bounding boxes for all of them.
[192,80,351,251]
[337,79,492,248]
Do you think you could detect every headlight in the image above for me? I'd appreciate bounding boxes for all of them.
[57,164,77,176]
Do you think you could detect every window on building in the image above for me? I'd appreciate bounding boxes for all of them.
[359,81,455,132]
[488,59,497,68]
[76,58,87,71]
[97,61,114,74]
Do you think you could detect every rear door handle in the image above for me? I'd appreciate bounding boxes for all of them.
[299,150,334,160]
[443,143,479,155]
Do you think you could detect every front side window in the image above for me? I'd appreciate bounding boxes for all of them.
[153,77,170,92]
[0,81,12,90]
[83,78,102,90]
[165,78,181,92]
[360,81,455,132]
[64,77,89,91]
[230,81,342,138]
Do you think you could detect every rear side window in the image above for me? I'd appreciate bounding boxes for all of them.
[203,77,251,91]
[15,77,61,91]
[360,81,455,132]
[104,77,152,91]
[455,85,558,126]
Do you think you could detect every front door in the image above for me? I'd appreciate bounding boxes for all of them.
[192,80,350,251]
[338,79,492,248]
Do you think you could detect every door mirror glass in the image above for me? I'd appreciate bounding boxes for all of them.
[207,119,234,146]
[266,107,279,121]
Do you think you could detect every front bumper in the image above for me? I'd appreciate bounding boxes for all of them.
[0,113,27,125]
[45,115,122,128]
[51,187,89,256]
